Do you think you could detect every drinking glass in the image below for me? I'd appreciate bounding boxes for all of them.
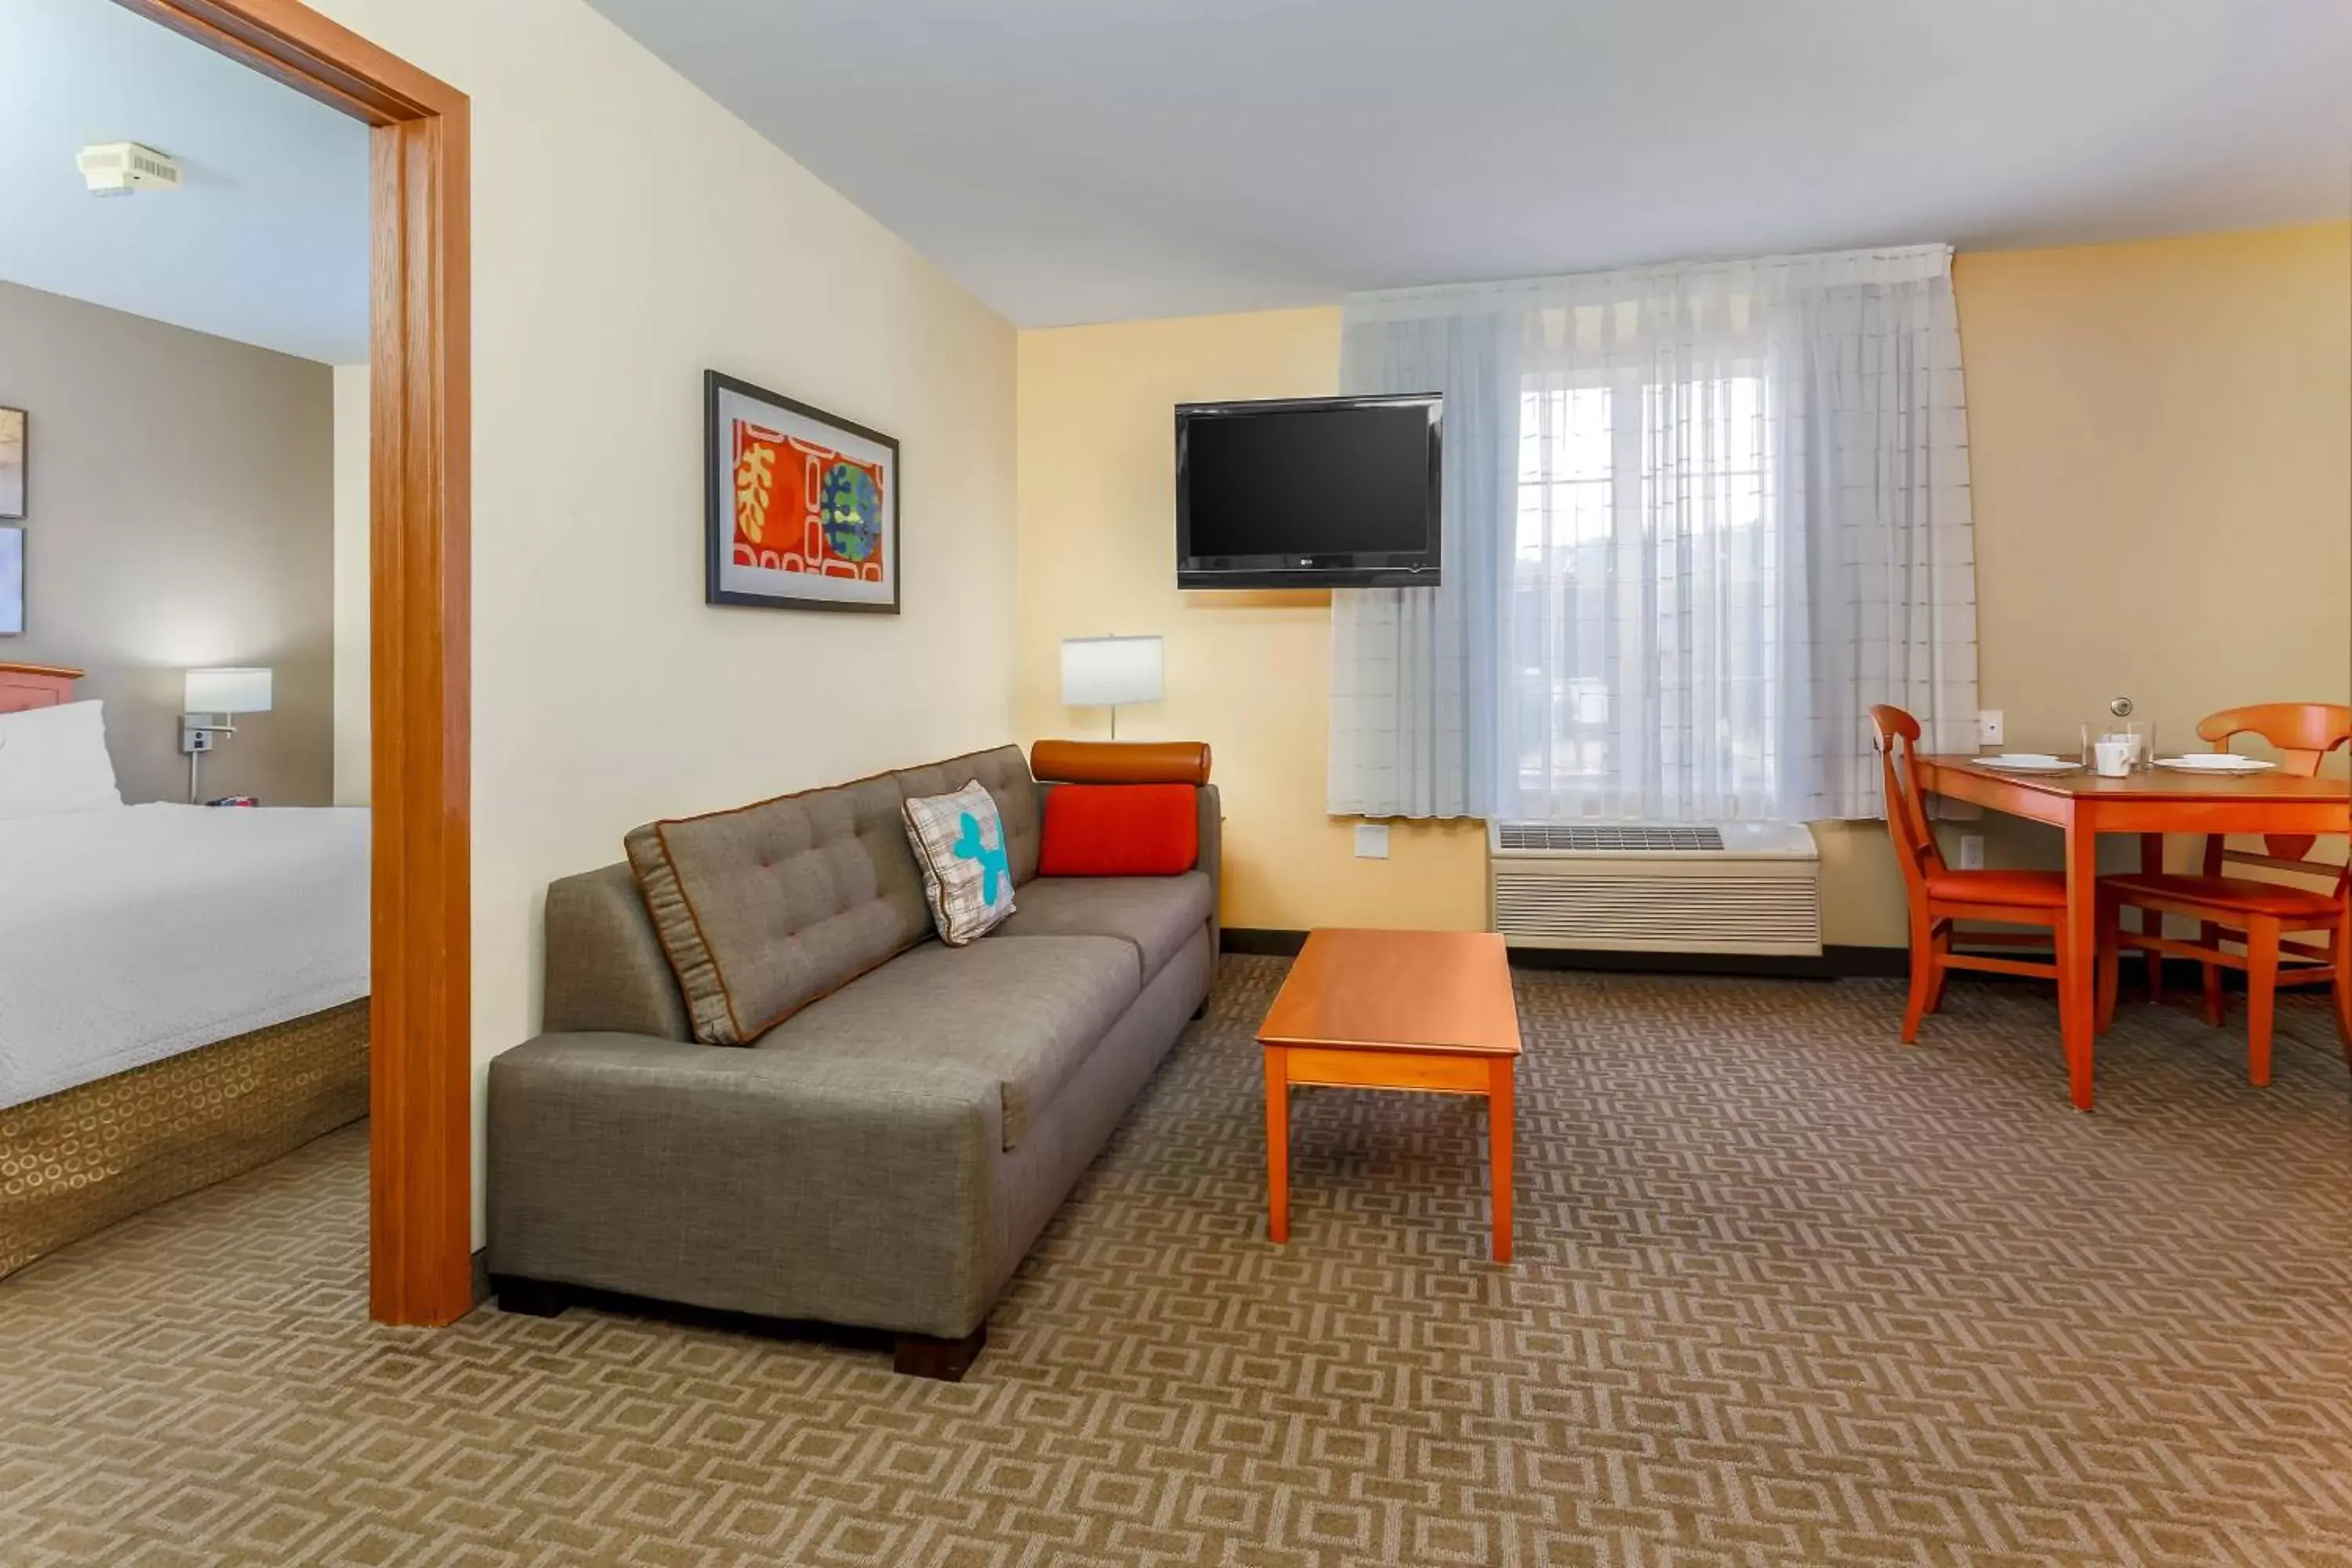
[2085,720,2156,771]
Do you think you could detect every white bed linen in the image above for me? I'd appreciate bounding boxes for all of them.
[0,804,369,1109]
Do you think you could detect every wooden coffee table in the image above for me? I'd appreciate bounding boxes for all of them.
[1257,928,1523,1261]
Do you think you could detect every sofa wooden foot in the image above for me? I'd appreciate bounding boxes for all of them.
[492,1274,569,1318]
[894,1325,986,1381]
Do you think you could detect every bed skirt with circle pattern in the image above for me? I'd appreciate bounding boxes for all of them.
[0,1001,369,1281]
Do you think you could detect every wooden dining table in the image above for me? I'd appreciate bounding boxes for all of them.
[1917,757,2352,1111]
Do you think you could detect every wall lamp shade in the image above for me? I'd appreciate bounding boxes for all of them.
[185,666,273,714]
[1062,636,1162,707]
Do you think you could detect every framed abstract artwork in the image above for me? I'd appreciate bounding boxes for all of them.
[0,526,21,636]
[705,371,898,614]
[0,408,24,520]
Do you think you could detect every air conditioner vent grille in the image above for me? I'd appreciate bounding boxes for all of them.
[1492,871,1821,953]
[1496,823,1725,853]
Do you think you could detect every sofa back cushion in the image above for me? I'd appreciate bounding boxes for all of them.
[625,772,929,1045]
[891,746,1042,885]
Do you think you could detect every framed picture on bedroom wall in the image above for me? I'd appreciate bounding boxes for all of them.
[0,526,22,636]
[0,408,24,520]
[705,371,899,615]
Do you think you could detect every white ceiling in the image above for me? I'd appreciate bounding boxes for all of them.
[587,0,2352,328]
[0,0,368,364]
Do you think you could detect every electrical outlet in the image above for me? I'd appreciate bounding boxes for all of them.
[1959,834,1985,870]
[1977,710,2004,747]
[1353,822,1390,860]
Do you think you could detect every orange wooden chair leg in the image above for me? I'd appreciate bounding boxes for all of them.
[1902,918,1937,1044]
[2143,911,2165,1005]
[1923,929,1952,1015]
[2333,924,2352,1064]
[2194,919,2225,1026]
[2096,916,2120,1036]
[2244,918,2280,1087]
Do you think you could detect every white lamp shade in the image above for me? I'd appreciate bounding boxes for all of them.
[185,666,273,714]
[1061,636,1163,708]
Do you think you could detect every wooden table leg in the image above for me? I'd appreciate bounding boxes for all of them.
[1487,1057,1514,1263]
[2062,816,2099,1111]
[1263,1046,1289,1243]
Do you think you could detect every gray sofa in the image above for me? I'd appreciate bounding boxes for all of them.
[485,745,1218,1379]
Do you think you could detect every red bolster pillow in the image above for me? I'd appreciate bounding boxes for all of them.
[1037,784,1199,877]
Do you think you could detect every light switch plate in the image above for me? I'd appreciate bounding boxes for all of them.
[1353,822,1390,860]
[1977,709,2004,746]
[1959,834,1985,870]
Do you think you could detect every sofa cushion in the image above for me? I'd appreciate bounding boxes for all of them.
[991,872,1214,983]
[625,773,930,1045]
[761,935,1138,1151]
[892,746,1042,886]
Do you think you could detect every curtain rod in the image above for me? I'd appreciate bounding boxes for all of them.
[1347,242,1954,310]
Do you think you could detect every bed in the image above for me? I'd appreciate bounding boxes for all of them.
[0,662,371,1279]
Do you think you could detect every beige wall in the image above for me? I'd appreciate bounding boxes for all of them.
[1957,223,2352,840]
[1013,223,2352,945]
[331,364,368,807]
[311,0,1020,1232]
[0,279,335,805]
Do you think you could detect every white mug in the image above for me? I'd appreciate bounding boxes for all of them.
[2094,739,2132,778]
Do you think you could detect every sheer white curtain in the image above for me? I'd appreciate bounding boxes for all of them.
[1326,312,1516,818]
[1330,245,1977,822]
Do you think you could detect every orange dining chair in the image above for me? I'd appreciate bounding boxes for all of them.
[2095,702,2352,1083]
[1871,705,2074,1042]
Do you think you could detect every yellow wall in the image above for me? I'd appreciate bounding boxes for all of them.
[1014,224,2352,943]
[1016,308,1489,932]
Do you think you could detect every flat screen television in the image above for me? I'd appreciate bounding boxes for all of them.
[1175,393,1441,589]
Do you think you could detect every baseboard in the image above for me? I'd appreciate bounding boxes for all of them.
[1501,944,1905,979]
[1219,927,1906,978]
[1221,927,1308,956]
[1218,931,2307,995]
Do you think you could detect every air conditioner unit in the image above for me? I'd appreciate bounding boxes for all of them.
[1488,822,1823,956]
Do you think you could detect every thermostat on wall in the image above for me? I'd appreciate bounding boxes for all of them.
[77,142,181,196]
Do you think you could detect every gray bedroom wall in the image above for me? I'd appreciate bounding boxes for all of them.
[0,278,334,805]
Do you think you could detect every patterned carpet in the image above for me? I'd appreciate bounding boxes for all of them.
[4,958,2352,1567]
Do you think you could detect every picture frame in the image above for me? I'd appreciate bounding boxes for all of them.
[705,370,899,614]
[0,408,24,520]
[0,525,22,636]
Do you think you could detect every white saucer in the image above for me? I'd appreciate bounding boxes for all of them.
[1976,755,2078,774]
[2155,756,2274,774]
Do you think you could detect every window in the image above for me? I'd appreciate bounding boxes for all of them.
[1504,368,1780,821]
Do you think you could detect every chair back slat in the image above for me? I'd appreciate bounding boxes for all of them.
[1870,706,1946,909]
[2194,702,2352,887]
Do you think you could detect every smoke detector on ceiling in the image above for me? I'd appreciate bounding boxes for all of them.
[76,142,181,196]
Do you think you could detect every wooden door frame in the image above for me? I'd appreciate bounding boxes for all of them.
[112,0,474,1324]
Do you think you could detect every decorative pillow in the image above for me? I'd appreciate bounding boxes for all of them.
[0,699,123,822]
[902,779,1017,945]
[1037,784,1200,877]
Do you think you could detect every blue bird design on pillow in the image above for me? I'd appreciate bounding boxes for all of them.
[953,810,1010,906]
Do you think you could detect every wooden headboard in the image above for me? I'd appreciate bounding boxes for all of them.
[0,662,82,714]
